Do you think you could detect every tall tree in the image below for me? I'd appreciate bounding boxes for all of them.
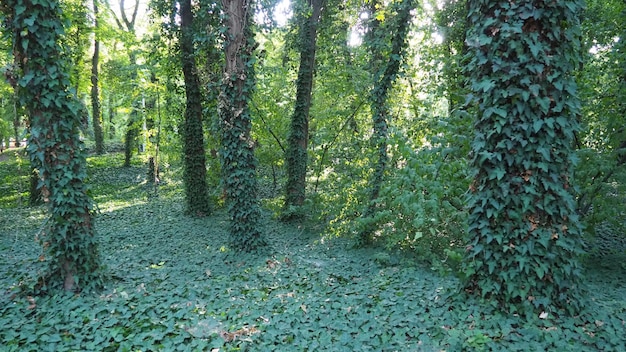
[219,0,265,251]
[462,0,585,314]
[283,0,324,214]
[179,0,211,215]
[359,0,414,244]
[91,0,105,154]
[1,0,103,291]
[105,0,141,166]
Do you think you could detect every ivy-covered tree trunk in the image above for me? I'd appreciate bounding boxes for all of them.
[219,0,265,251]
[179,0,211,215]
[2,0,103,291]
[359,0,413,244]
[124,56,140,167]
[28,168,42,206]
[463,0,584,314]
[283,0,323,213]
[617,5,626,164]
[91,0,104,155]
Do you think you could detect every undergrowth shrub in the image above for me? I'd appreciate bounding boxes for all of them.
[326,129,470,266]
[574,148,626,257]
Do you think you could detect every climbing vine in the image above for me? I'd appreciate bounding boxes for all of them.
[462,0,585,315]
[1,0,103,291]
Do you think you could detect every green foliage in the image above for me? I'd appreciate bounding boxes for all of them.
[575,0,626,257]
[358,130,469,259]
[323,119,470,273]
[0,149,31,208]
[574,148,626,257]
[463,0,586,314]
[359,0,415,244]
[2,0,103,291]
[1,152,625,351]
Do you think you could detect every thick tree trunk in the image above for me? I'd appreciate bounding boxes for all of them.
[462,0,584,314]
[4,0,102,291]
[179,0,211,215]
[284,0,323,212]
[219,0,265,251]
[91,0,104,154]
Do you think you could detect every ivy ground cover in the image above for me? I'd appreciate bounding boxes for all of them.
[0,152,625,351]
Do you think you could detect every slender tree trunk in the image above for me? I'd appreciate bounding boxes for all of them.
[108,93,115,139]
[29,168,42,205]
[284,0,323,213]
[179,0,211,215]
[219,0,265,251]
[91,0,104,154]
[12,91,20,147]
[124,52,140,167]
[3,0,102,291]
[105,0,141,166]
[359,0,413,244]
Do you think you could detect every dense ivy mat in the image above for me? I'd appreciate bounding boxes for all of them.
[0,153,624,351]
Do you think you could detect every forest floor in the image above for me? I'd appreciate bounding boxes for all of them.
[0,152,625,351]
[0,151,10,162]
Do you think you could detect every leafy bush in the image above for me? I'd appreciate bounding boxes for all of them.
[325,128,469,267]
[574,148,626,257]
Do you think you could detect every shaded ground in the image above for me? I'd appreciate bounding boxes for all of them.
[0,152,624,351]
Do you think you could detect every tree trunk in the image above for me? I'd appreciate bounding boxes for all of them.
[124,52,140,167]
[4,0,103,291]
[219,0,265,251]
[12,91,20,148]
[284,0,323,213]
[28,168,42,206]
[462,0,584,314]
[108,93,116,139]
[91,0,104,154]
[107,0,141,167]
[179,0,211,215]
